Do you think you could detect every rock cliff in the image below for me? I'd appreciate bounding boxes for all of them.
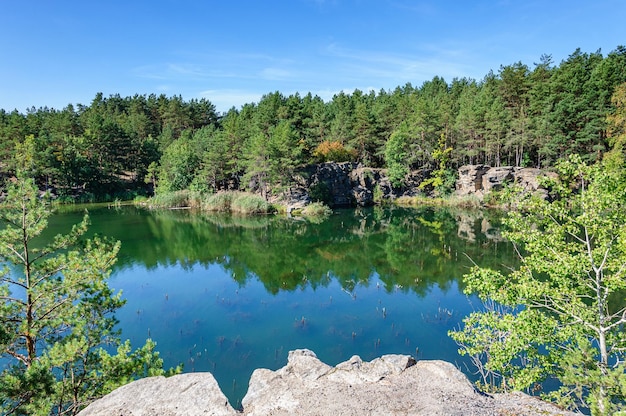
[455,165,556,198]
[281,162,554,209]
[285,162,427,208]
[79,349,576,416]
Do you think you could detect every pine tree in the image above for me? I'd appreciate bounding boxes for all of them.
[0,139,174,415]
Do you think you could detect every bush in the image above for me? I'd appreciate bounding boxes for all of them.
[204,191,273,214]
[301,202,333,218]
[231,193,272,214]
[394,194,482,209]
[148,190,195,208]
[203,192,234,212]
[309,181,332,205]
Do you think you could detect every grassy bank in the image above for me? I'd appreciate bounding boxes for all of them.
[141,191,334,221]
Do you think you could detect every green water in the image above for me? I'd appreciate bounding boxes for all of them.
[46,205,515,408]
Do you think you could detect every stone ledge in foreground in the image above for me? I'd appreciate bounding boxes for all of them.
[79,349,577,416]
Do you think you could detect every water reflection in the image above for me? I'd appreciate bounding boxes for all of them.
[45,205,516,408]
[68,206,510,296]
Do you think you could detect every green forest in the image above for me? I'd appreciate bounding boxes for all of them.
[1,46,625,201]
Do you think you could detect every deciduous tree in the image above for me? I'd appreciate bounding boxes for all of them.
[450,154,626,415]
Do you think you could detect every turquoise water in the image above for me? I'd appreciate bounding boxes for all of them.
[46,205,515,408]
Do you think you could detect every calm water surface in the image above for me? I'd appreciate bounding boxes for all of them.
[47,205,515,408]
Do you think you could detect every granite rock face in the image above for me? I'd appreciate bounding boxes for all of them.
[241,349,575,416]
[456,164,554,198]
[290,162,383,207]
[455,164,491,197]
[287,162,427,209]
[78,372,237,416]
[79,349,577,416]
[284,162,556,209]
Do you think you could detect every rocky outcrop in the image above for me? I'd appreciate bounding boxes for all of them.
[289,162,384,207]
[482,166,515,192]
[79,349,576,416]
[456,165,555,198]
[282,162,557,209]
[78,372,237,416]
[455,165,490,197]
[286,162,427,209]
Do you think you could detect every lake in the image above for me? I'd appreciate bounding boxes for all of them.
[46,204,515,408]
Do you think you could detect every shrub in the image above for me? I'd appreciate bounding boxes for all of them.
[203,192,234,212]
[231,193,272,214]
[204,191,272,214]
[148,190,193,208]
[301,202,333,218]
[309,181,333,205]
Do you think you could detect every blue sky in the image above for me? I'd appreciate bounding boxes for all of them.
[1,0,624,114]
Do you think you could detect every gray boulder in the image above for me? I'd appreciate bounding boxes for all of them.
[241,349,575,416]
[80,349,577,416]
[78,372,237,416]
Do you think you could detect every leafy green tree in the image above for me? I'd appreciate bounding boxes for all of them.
[450,154,626,414]
[607,82,626,155]
[192,126,230,193]
[499,62,531,166]
[527,54,557,167]
[328,91,356,148]
[350,95,381,166]
[479,71,509,167]
[384,122,411,187]
[156,132,201,193]
[419,133,454,195]
[549,49,605,162]
[300,93,331,160]
[0,142,173,415]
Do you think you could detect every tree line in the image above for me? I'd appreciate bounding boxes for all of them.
[1,46,625,200]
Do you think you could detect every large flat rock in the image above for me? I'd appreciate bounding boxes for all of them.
[78,372,237,416]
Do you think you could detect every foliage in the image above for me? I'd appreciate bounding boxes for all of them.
[309,181,333,205]
[156,134,201,194]
[0,155,174,414]
[1,46,625,201]
[419,134,455,195]
[204,191,272,214]
[203,191,234,212]
[449,154,626,414]
[147,190,202,209]
[607,81,626,158]
[312,140,357,163]
[300,202,333,219]
[230,193,273,214]
[384,122,411,188]
[394,194,482,209]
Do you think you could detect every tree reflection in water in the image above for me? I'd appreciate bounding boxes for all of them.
[45,205,516,408]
